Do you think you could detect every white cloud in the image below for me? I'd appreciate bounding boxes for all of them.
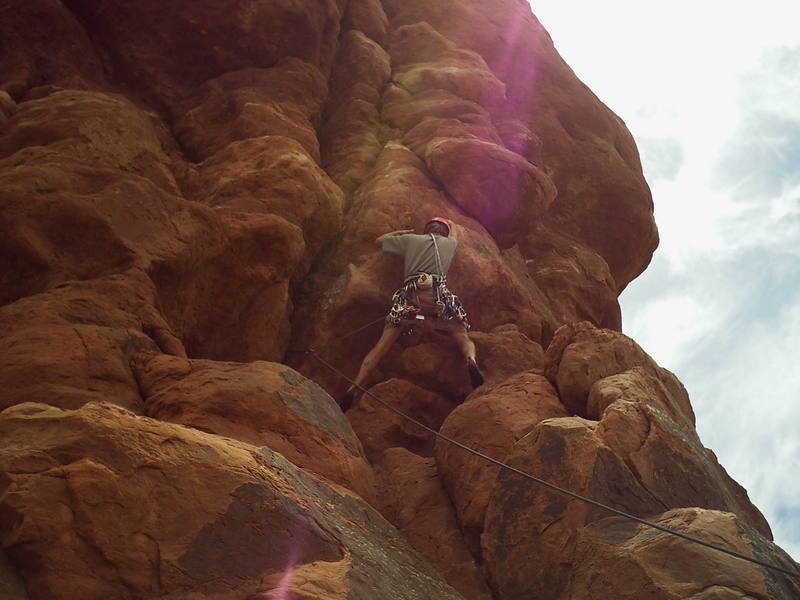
[624,291,720,368]
[687,297,800,558]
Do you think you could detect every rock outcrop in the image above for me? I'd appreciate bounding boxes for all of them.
[0,402,461,600]
[1,1,797,599]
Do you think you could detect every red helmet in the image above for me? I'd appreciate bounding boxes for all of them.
[425,217,451,236]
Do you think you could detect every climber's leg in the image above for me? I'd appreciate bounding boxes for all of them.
[339,326,403,411]
[449,330,475,361]
[449,331,484,388]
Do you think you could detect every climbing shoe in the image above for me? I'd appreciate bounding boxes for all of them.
[467,358,485,388]
[338,387,357,412]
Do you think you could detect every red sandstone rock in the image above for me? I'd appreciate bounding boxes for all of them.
[320,98,386,196]
[594,367,770,535]
[0,90,179,193]
[152,209,305,363]
[0,269,179,414]
[0,0,106,98]
[187,135,343,261]
[54,0,344,107]
[382,0,658,289]
[567,509,799,600]
[0,89,193,303]
[328,30,391,108]
[174,59,328,162]
[0,91,16,123]
[403,116,503,163]
[424,136,556,246]
[2,1,796,598]
[470,324,546,386]
[375,447,493,600]
[482,416,666,599]
[523,224,622,330]
[435,372,568,556]
[482,405,773,599]
[342,0,389,46]
[0,94,303,360]
[290,143,546,396]
[545,321,692,421]
[494,118,543,164]
[391,22,507,108]
[138,355,375,501]
[394,323,544,400]
[320,5,391,197]
[0,402,464,600]
[0,550,27,600]
[346,378,454,461]
[383,87,489,132]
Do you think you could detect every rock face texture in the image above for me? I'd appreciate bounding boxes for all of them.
[1,1,797,600]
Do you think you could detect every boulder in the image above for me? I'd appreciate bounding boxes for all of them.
[394,323,544,400]
[0,269,179,413]
[469,324,545,386]
[150,210,305,363]
[436,372,567,556]
[482,406,773,599]
[593,368,770,536]
[566,509,800,600]
[0,90,179,193]
[138,356,375,501]
[0,402,465,600]
[403,114,503,155]
[0,89,205,305]
[320,29,391,197]
[327,30,391,108]
[544,321,692,422]
[494,118,543,163]
[382,87,489,132]
[320,98,386,196]
[482,417,664,599]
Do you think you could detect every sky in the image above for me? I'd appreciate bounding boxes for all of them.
[528,0,800,560]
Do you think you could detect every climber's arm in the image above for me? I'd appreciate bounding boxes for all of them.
[445,219,458,241]
[375,229,415,247]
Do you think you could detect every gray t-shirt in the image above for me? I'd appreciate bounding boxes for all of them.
[382,233,458,278]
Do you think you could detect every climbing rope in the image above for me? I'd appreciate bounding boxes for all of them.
[307,342,800,580]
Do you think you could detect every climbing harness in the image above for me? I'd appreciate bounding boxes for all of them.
[386,234,469,329]
[305,325,800,581]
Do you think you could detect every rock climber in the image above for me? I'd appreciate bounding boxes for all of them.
[339,217,484,411]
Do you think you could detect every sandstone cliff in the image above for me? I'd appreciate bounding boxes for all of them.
[1,1,798,599]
